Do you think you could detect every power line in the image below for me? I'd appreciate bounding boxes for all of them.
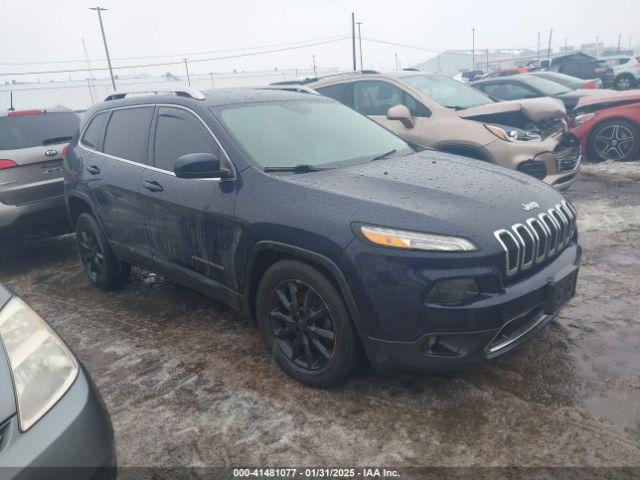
[0,35,348,67]
[0,37,350,77]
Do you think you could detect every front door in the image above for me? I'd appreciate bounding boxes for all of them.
[139,106,238,295]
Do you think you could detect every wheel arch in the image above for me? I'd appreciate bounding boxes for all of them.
[242,241,364,332]
[67,192,97,228]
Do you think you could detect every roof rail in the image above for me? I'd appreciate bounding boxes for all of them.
[260,85,319,95]
[104,87,206,102]
[361,69,380,74]
[402,68,420,72]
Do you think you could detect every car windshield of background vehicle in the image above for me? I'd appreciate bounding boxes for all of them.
[532,72,583,90]
[520,75,571,96]
[0,112,79,150]
[216,100,411,169]
[402,74,494,109]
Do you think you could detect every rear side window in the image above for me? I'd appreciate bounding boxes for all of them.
[103,107,154,164]
[81,111,109,150]
[153,107,218,172]
[0,112,79,150]
[316,83,355,107]
[354,81,404,116]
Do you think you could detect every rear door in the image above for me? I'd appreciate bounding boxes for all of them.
[140,105,238,294]
[0,111,78,209]
[80,106,153,261]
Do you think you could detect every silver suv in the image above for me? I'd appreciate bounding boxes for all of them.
[600,55,640,90]
[0,109,79,236]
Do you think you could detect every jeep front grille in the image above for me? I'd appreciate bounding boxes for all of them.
[494,201,577,277]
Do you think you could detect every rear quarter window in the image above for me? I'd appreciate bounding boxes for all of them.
[81,111,110,151]
[316,83,355,107]
[0,112,79,150]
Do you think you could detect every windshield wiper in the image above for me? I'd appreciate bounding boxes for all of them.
[263,164,329,173]
[370,149,397,161]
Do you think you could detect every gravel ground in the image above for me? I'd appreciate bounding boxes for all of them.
[0,160,639,471]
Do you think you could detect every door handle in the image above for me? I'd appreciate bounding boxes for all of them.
[86,165,101,175]
[142,180,164,192]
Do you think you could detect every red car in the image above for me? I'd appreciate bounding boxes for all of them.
[571,91,640,162]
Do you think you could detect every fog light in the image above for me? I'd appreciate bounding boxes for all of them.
[426,278,479,304]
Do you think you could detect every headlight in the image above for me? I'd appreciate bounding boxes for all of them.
[485,124,542,142]
[573,113,596,127]
[0,297,78,431]
[359,225,478,252]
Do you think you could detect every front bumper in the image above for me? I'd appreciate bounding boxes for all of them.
[0,364,116,480]
[345,238,581,373]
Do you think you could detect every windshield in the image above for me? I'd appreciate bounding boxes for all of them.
[520,75,571,95]
[401,74,494,109]
[0,112,79,150]
[530,72,583,89]
[216,99,410,169]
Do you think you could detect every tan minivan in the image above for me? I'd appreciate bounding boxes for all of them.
[303,71,581,190]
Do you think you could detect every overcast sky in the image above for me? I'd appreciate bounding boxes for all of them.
[1,0,638,80]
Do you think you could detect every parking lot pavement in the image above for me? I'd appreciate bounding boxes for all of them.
[0,161,639,468]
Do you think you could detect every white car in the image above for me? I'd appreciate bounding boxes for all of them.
[600,55,640,90]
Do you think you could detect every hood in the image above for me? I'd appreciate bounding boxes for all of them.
[458,97,566,122]
[281,151,566,246]
[575,90,640,109]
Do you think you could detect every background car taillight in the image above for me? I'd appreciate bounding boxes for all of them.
[0,159,17,170]
[7,109,43,118]
[582,81,598,89]
[62,145,69,159]
[594,67,607,74]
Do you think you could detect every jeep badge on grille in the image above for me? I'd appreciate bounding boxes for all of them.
[522,201,539,211]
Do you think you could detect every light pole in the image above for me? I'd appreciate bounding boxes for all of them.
[537,31,541,63]
[472,28,476,70]
[90,7,116,91]
[312,55,317,77]
[184,58,191,86]
[357,22,364,70]
[351,13,357,71]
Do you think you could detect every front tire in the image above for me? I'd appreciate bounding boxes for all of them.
[256,260,361,388]
[588,119,640,162]
[614,73,635,91]
[75,213,131,290]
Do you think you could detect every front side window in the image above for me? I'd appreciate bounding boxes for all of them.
[216,99,410,169]
[81,111,109,150]
[354,81,405,116]
[153,107,218,172]
[102,106,154,164]
[401,74,494,110]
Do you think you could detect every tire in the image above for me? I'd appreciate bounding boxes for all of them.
[75,213,131,290]
[614,73,636,91]
[587,119,640,162]
[256,260,361,388]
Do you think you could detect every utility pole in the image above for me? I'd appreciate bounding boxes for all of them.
[564,37,568,52]
[184,58,191,86]
[357,22,364,71]
[351,13,357,71]
[537,31,541,62]
[486,49,489,71]
[547,29,553,59]
[595,36,599,57]
[8,91,15,112]
[312,54,317,77]
[81,38,96,104]
[472,28,476,70]
[209,72,214,89]
[617,33,622,52]
[90,7,116,91]
[395,53,399,70]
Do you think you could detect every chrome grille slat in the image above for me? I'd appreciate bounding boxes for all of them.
[494,203,577,277]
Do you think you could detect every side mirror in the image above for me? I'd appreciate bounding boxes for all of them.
[174,152,232,179]
[386,104,415,129]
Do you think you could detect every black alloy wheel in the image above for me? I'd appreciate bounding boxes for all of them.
[268,279,336,371]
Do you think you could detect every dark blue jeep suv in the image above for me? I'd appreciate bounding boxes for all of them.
[64,88,580,387]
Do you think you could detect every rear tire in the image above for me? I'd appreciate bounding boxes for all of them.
[256,260,361,388]
[75,213,131,290]
[588,119,640,162]
[614,73,635,91]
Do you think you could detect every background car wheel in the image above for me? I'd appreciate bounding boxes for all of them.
[588,119,640,162]
[75,213,131,290]
[614,74,635,91]
[256,260,361,388]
